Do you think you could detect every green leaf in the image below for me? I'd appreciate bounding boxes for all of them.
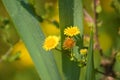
[2,0,61,80]
[85,31,95,80]
[59,0,83,80]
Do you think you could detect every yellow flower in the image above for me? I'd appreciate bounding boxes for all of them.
[80,49,87,55]
[43,36,59,51]
[64,26,80,37]
[63,37,75,50]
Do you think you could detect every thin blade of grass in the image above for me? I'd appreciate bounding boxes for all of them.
[2,0,61,80]
[85,31,95,80]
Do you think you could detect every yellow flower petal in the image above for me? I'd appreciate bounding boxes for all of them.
[64,26,80,37]
[43,36,59,51]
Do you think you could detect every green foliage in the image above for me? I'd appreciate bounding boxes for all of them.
[2,0,61,80]
[59,0,83,80]
[2,0,120,80]
[85,31,95,80]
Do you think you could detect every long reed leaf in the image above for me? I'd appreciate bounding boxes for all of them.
[59,0,83,80]
[2,0,61,80]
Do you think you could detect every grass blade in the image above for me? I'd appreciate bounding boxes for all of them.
[59,0,83,80]
[2,0,61,80]
[85,31,95,80]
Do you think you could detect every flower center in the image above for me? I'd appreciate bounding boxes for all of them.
[46,38,56,47]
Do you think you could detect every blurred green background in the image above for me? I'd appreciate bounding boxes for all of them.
[0,0,120,80]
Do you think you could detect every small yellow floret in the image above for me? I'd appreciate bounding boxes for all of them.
[80,49,87,55]
[43,36,59,51]
[64,26,80,37]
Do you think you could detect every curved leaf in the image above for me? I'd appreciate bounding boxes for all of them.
[2,0,61,80]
